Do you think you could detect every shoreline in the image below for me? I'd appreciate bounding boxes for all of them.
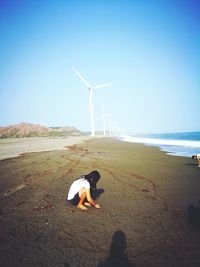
[1,132,199,162]
[120,136,200,158]
[1,135,196,162]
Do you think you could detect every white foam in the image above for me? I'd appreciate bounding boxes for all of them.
[121,136,200,148]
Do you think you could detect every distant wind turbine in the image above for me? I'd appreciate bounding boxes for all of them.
[96,105,113,136]
[96,105,107,136]
[73,67,112,136]
[106,112,112,137]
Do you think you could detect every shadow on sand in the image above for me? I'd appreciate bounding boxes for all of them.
[185,163,198,166]
[91,188,104,200]
[97,230,135,267]
[188,203,200,231]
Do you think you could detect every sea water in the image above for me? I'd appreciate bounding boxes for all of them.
[121,132,200,158]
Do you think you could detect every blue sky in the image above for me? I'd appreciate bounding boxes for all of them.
[0,0,199,134]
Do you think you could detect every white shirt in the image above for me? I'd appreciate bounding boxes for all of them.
[67,177,90,200]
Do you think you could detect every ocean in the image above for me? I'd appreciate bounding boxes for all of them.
[121,131,200,158]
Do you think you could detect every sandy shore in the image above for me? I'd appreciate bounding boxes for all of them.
[0,136,93,160]
[0,138,200,267]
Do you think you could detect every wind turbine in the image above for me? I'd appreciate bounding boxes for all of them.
[96,105,113,136]
[73,67,111,136]
[106,112,112,137]
[96,105,107,136]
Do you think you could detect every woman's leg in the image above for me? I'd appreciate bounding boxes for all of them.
[77,188,88,210]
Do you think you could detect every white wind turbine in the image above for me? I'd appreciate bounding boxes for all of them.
[73,67,111,136]
[96,105,107,136]
[106,112,113,137]
[96,105,112,136]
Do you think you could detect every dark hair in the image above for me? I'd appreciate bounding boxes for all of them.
[84,170,100,187]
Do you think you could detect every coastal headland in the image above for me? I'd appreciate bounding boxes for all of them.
[0,137,200,266]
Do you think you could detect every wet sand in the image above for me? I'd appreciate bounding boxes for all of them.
[0,138,200,267]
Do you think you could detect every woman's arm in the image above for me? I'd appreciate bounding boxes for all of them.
[85,188,100,208]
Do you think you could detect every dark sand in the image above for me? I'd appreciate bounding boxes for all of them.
[0,138,200,267]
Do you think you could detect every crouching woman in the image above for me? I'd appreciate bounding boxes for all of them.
[66,170,101,211]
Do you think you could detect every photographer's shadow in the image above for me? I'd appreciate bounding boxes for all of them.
[188,203,200,230]
[97,230,135,267]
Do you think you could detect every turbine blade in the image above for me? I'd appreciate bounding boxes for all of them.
[73,67,92,89]
[92,83,112,89]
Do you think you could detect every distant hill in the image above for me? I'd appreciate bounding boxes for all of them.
[0,122,81,138]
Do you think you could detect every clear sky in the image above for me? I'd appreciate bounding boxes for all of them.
[0,0,199,134]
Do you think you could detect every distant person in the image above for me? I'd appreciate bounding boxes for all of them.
[66,170,101,211]
[192,154,200,167]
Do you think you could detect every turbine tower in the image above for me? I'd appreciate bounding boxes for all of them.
[106,112,112,137]
[73,67,111,136]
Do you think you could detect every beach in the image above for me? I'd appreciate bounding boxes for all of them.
[0,136,92,161]
[0,137,200,267]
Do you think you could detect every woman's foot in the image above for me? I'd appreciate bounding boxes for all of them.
[77,204,88,211]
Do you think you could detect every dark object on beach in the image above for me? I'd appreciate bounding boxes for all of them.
[188,204,200,230]
[97,231,134,267]
[192,154,200,167]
